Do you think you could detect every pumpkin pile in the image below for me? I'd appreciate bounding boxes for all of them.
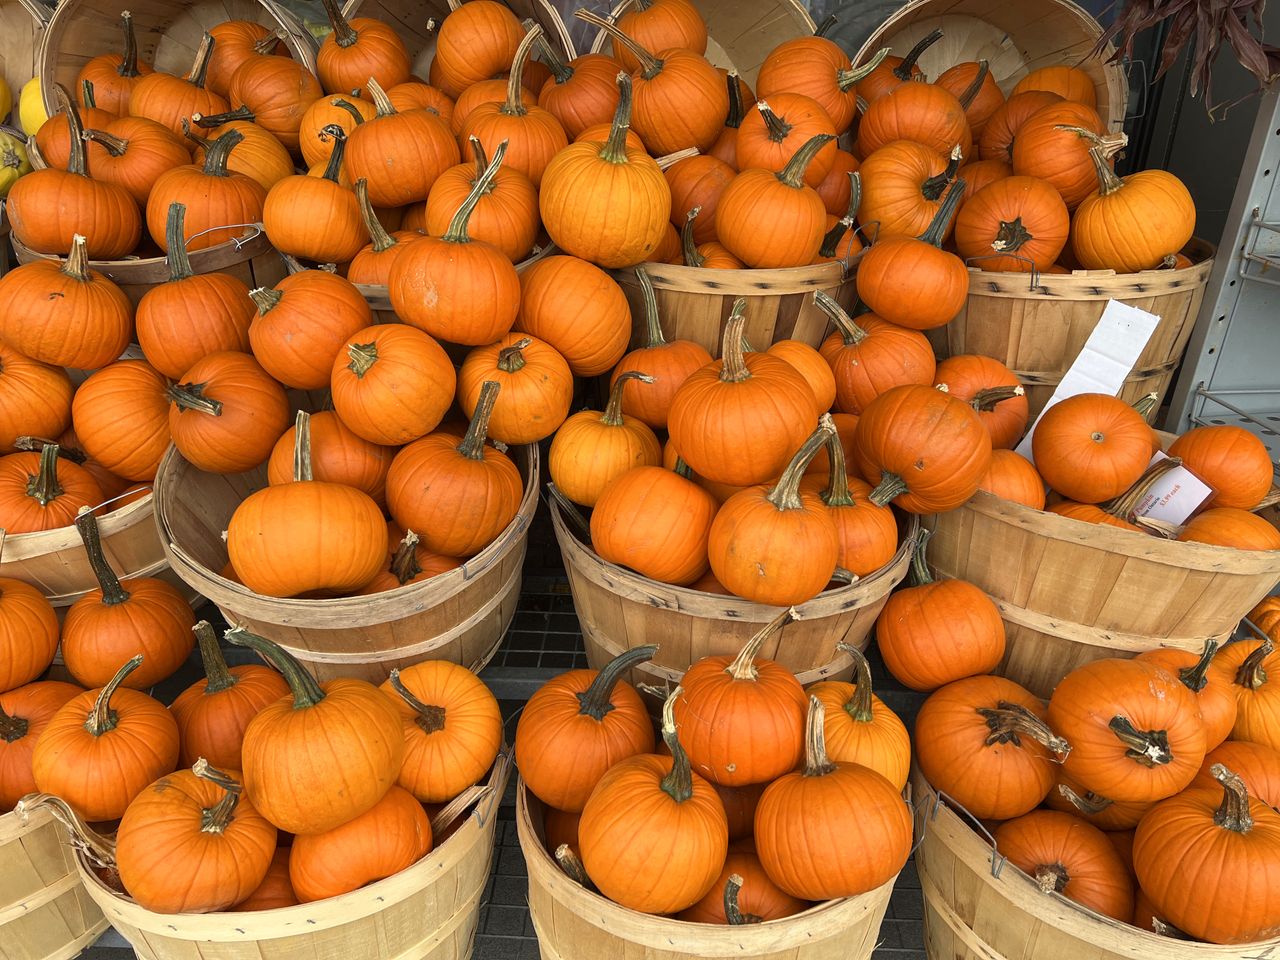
[7,625,503,914]
[915,607,1280,946]
[515,622,912,919]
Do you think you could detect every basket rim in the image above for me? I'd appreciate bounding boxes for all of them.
[11,225,276,277]
[612,257,852,295]
[965,238,1216,293]
[0,491,155,559]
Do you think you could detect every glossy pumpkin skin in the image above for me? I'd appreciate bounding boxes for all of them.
[1044,770,1154,831]
[1012,66,1097,109]
[267,411,394,510]
[934,354,1030,450]
[994,810,1134,921]
[167,352,290,475]
[431,0,524,98]
[0,580,59,694]
[423,153,540,264]
[458,335,574,445]
[80,117,191,207]
[1193,741,1280,808]
[233,847,297,911]
[290,785,432,903]
[344,87,459,208]
[853,384,993,513]
[804,461,899,578]
[205,20,280,96]
[664,155,735,242]
[191,118,295,191]
[0,681,84,808]
[1136,644,1238,750]
[1031,393,1153,503]
[856,82,972,160]
[715,147,831,268]
[937,60,1006,137]
[1010,101,1107,209]
[756,36,861,133]
[1048,658,1207,803]
[549,376,662,508]
[249,271,373,391]
[1168,425,1273,510]
[819,309,936,415]
[979,91,1063,164]
[0,448,103,534]
[955,175,1070,272]
[611,0,706,71]
[538,53,621,140]
[1072,162,1196,272]
[808,663,911,790]
[315,6,411,96]
[590,464,718,585]
[960,158,1013,202]
[298,96,374,167]
[378,660,503,803]
[1179,508,1280,551]
[1048,500,1144,532]
[978,449,1047,509]
[116,766,278,914]
[32,662,181,822]
[768,340,836,413]
[1215,640,1280,750]
[36,101,120,171]
[0,345,73,453]
[915,674,1066,820]
[452,79,532,136]
[859,140,958,240]
[128,39,229,137]
[145,132,267,253]
[226,57,323,152]
[76,12,155,113]
[516,256,631,377]
[736,93,837,187]
[856,230,969,331]
[677,846,810,924]
[71,360,169,482]
[515,648,657,812]
[262,155,366,266]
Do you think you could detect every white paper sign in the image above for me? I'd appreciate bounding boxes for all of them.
[1130,451,1215,524]
[1017,300,1162,461]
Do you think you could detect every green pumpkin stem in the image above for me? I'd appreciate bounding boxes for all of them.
[117,11,143,78]
[977,700,1071,758]
[502,25,542,117]
[289,410,315,483]
[577,645,657,720]
[681,207,707,268]
[635,268,667,346]
[957,59,990,110]
[672,456,694,480]
[600,72,636,165]
[162,203,196,282]
[575,10,662,78]
[777,133,835,189]
[1176,638,1220,693]
[724,874,763,924]
[765,415,837,511]
[820,432,855,508]
[660,686,695,800]
[835,47,890,92]
[317,124,348,184]
[536,33,572,83]
[61,234,91,283]
[192,106,256,128]
[727,608,795,681]
[318,0,358,47]
[1108,715,1173,767]
[14,436,86,464]
[906,529,934,586]
[25,443,64,508]
[75,510,131,606]
[1057,782,1115,816]
[717,302,751,383]
[193,620,238,695]
[81,79,97,110]
[1086,141,1124,196]
[199,129,243,178]
[187,33,216,90]
[387,531,425,585]
[818,172,863,260]
[388,667,447,732]
[467,137,497,187]
[193,759,242,834]
[495,338,531,374]
[365,77,398,118]
[802,695,837,777]
[1236,638,1273,691]
[813,289,867,345]
[1211,763,1254,833]
[329,98,366,126]
[894,29,942,82]
[834,642,877,723]
[85,656,144,737]
[920,179,966,248]
[81,127,130,156]
[0,703,28,743]
[347,340,378,378]
[249,286,282,315]
[921,146,962,201]
[601,371,653,426]
[757,100,791,142]
[723,70,744,129]
[444,140,508,243]
[224,627,326,709]
[458,380,502,461]
[869,471,909,506]
[354,179,396,253]
[167,381,224,417]
[1132,392,1160,420]
[52,84,88,177]
[814,14,838,37]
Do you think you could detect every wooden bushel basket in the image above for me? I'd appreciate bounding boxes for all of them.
[518,780,897,960]
[0,0,47,119]
[50,753,511,960]
[153,443,540,684]
[856,0,1129,132]
[922,491,1280,699]
[0,805,107,960]
[37,0,317,116]
[939,240,1216,422]
[550,500,915,700]
[911,765,1280,959]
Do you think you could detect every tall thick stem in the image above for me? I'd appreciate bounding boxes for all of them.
[163,203,195,282]
[1211,763,1254,833]
[600,72,635,165]
[717,303,751,383]
[907,529,934,586]
[317,124,348,185]
[723,70,744,129]
[355,179,396,253]
[319,0,358,47]
[85,656,144,737]
[976,701,1071,759]
[802,695,837,777]
[52,84,88,177]
[496,338,532,373]
[194,759,242,834]
[502,25,542,116]
[601,371,653,425]
[366,77,397,118]
[777,133,835,189]
[635,268,667,347]
[1236,639,1273,691]
[577,645,657,719]
[25,443,64,507]
[81,128,129,156]
[835,642,876,722]
[726,609,794,680]
[724,874,762,924]
[1108,715,1173,767]
[458,381,501,461]
[193,620,237,694]
[835,47,890,92]
[388,668,447,732]
[1178,639,1220,693]
[821,429,855,507]
[766,416,837,510]
[921,179,966,247]
[921,146,962,201]
[192,105,255,128]
[660,686,695,800]
[681,207,706,268]
[225,627,326,709]
[292,410,313,483]
[536,34,572,84]
[187,33,216,90]
[574,10,662,78]
[387,531,424,585]
[117,11,143,78]
[813,289,867,345]
[200,129,243,177]
[895,29,942,82]
[75,510,130,606]
[957,59,990,109]
[444,140,508,243]
[167,381,224,417]
[756,100,791,142]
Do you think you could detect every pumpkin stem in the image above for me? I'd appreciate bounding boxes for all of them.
[555,844,591,886]
[193,759,242,834]
[723,70,744,130]
[13,437,87,464]
[252,33,280,56]
[249,286,283,315]
[836,642,877,722]
[81,79,97,110]
[167,381,224,418]
[60,233,92,283]
[1177,638,1220,693]
[388,668,447,733]
[318,0,358,47]
[162,203,196,282]
[387,531,425,585]
[317,124,348,185]
[193,620,238,694]
[291,410,313,483]
[52,84,88,177]
[354,179,396,253]
[817,174,862,259]
[192,106,257,128]
[724,874,763,924]
[672,456,694,480]
[225,627,327,709]
[24,443,64,507]
[813,289,867,345]
[601,371,653,426]
[85,655,144,737]
[957,59,990,110]
[467,137,501,192]
[766,415,837,511]
[1034,863,1070,895]
[1057,782,1115,816]
[81,127,129,156]
[1132,392,1159,420]
[835,47,891,92]
[444,139,508,244]
[494,338,533,377]
[329,98,367,126]
[756,100,792,143]
[726,608,795,681]
[635,268,668,347]
[868,471,908,506]
[535,33,573,84]
[990,216,1036,255]
[600,72,635,165]
[920,145,962,201]
[1105,456,1184,523]
[977,701,1071,759]
[200,128,243,178]
[777,133,835,189]
[187,33,216,90]
[457,380,502,461]
[920,179,966,248]
[366,77,398,117]
[75,509,132,606]
[117,11,143,78]
[0,703,28,743]
[659,686,696,801]
[1211,763,1254,833]
[801,695,838,777]
[1108,715,1173,767]
[717,302,752,383]
[346,340,378,379]
[820,430,856,508]
[895,29,943,82]
[905,528,934,585]
[814,13,837,37]
[502,25,541,117]
[970,385,1024,412]
[577,644,657,720]
[1236,639,1273,691]
[681,206,707,267]
[575,10,661,78]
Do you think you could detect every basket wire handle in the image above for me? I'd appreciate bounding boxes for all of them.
[920,784,1008,879]
[963,251,1041,292]
[85,486,153,517]
[184,221,263,250]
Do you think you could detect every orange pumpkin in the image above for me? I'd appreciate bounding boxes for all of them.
[314,0,411,95]
[954,175,1070,272]
[128,33,229,136]
[262,126,365,265]
[808,645,910,790]
[756,38,886,133]
[457,335,574,445]
[76,11,154,114]
[934,354,1029,449]
[0,346,73,454]
[806,431,898,578]
[1168,425,1273,510]
[815,290,936,414]
[1010,101,1108,208]
[1179,508,1280,551]
[737,93,837,187]
[431,0,524,98]
[423,138,539,263]
[978,449,1047,509]
[226,55,322,153]
[79,117,190,207]
[0,681,84,808]
[677,845,810,924]
[856,80,972,159]
[1136,641,1238,750]
[515,256,631,377]
[1031,393,1155,503]
[0,444,103,535]
[979,90,1063,164]
[550,373,662,507]
[859,140,961,241]
[936,58,1005,137]
[536,44,621,140]
[71,360,170,482]
[1012,66,1097,108]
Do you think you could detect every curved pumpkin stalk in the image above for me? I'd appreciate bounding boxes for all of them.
[724,873,763,924]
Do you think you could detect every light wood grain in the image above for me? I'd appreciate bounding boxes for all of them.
[0,0,45,122]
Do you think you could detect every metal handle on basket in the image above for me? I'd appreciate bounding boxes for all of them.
[916,783,1008,879]
[963,252,1042,292]
[1122,58,1149,122]
[184,221,263,250]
